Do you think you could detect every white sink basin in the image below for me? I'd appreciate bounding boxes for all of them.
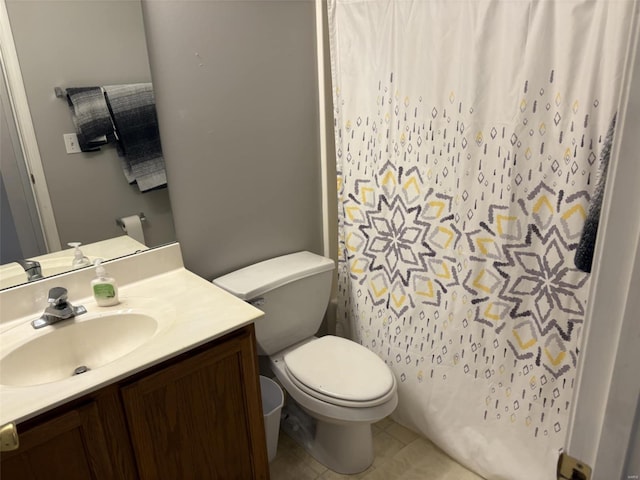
[0,312,158,387]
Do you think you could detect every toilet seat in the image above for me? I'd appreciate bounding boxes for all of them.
[283,336,396,408]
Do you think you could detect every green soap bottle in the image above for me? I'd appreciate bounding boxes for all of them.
[91,259,119,306]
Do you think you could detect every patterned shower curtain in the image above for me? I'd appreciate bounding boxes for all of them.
[328,1,634,479]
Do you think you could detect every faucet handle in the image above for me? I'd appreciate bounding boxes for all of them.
[48,287,68,307]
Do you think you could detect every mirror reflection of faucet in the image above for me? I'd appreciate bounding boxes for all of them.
[68,242,91,267]
[15,259,43,281]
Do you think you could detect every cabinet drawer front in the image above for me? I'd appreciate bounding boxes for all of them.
[0,402,114,480]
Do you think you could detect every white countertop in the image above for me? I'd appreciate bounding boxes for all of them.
[0,243,263,425]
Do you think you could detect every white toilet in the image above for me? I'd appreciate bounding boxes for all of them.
[213,251,398,474]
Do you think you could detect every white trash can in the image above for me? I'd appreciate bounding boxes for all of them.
[260,376,284,462]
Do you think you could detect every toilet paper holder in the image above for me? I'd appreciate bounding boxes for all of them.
[116,212,146,229]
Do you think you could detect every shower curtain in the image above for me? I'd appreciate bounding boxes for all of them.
[328,1,634,478]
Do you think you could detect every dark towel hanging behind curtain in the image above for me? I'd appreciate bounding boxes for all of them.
[574,113,616,273]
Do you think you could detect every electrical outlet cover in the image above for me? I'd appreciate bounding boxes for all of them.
[63,133,81,154]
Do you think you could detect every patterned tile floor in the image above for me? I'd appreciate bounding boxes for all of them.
[269,417,484,479]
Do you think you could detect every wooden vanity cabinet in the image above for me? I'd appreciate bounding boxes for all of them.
[122,324,269,479]
[0,324,270,480]
[0,399,124,479]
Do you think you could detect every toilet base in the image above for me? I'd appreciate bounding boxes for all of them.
[281,400,374,475]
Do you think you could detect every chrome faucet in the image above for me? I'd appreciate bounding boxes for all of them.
[31,287,87,329]
[15,259,43,281]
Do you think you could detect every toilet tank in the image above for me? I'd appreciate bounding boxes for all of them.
[212,251,335,355]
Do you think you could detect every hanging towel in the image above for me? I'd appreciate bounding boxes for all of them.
[66,87,114,152]
[574,113,616,273]
[104,83,166,192]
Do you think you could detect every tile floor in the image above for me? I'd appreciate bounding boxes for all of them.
[269,417,484,479]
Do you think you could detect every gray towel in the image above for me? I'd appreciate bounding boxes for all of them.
[104,83,166,192]
[66,87,114,152]
[574,113,616,273]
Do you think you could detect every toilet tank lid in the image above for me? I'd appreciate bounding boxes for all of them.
[212,251,335,300]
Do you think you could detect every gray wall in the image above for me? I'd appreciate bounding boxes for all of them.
[1,62,46,262]
[1,82,21,263]
[142,0,323,279]
[0,175,22,263]
[6,0,175,249]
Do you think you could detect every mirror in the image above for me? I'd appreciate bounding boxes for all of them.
[0,235,149,290]
[0,0,176,290]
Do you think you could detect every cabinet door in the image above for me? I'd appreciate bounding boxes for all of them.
[121,326,269,479]
[0,402,115,479]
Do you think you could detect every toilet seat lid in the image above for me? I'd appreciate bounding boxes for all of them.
[284,336,395,402]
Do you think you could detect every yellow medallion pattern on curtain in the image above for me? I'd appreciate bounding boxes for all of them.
[329,1,634,478]
[338,70,593,376]
[335,75,599,475]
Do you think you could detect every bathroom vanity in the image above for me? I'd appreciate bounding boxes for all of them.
[0,244,270,479]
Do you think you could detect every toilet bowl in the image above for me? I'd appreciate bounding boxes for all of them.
[213,252,398,474]
[272,336,397,473]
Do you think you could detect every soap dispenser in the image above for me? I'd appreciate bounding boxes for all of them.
[91,259,119,306]
[69,242,91,267]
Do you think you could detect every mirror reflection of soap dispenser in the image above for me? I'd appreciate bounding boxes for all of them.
[69,242,91,267]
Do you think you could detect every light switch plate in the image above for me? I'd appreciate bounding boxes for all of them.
[63,133,81,153]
